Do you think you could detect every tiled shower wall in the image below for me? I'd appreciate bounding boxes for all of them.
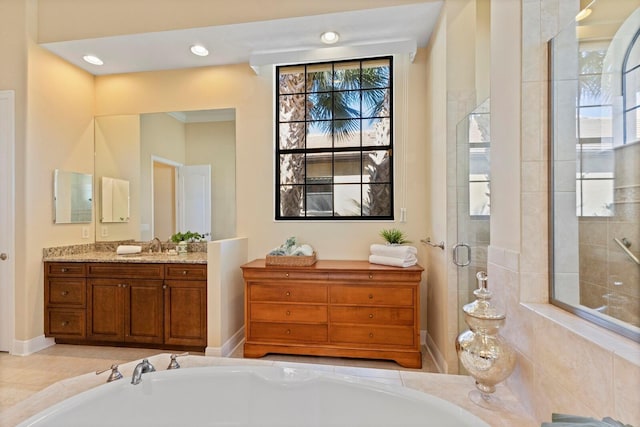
[488,0,640,424]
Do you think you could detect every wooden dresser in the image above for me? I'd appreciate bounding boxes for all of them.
[241,259,423,368]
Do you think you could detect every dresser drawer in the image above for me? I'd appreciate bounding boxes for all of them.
[249,283,328,303]
[46,262,85,277]
[87,263,164,279]
[329,306,414,326]
[251,303,327,323]
[243,269,329,281]
[330,325,415,347]
[46,309,86,338]
[165,264,207,280]
[327,271,422,282]
[329,285,414,306]
[47,278,85,307]
[250,322,327,343]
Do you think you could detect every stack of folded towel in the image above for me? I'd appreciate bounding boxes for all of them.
[368,244,417,267]
[116,245,142,255]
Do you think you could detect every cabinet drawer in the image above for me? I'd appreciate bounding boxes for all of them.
[251,303,327,323]
[242,269,329,281]
[249,283,328,303]
[329,306,414,326]
[46,309,86,338]
[330,325,415,347]
[165,264,207,280]
[250,322,327,343]
[46,262,85,277]
[87,263,164,279]
[327,271,422,282]
[329,285,414,306]
[47,278,85,307]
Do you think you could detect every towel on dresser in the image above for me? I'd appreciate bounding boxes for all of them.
[116,245,142,255]
[369,244,417,259]
[369,254,417,268]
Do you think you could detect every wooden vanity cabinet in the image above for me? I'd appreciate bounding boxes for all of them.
[164,264,207,347]
[44,261,206,351]
[44,263,86,339]
[242,259,423,368]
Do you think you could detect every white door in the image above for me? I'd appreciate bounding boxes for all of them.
[178,165,211,237]
[0,90,15,352]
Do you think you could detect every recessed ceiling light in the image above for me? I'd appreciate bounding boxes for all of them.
[82,55,103,66]
[320,31,340,45]
[190,45,209,57]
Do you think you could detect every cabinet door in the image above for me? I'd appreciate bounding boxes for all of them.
[87,279,124,342]
[125,280,164,344]
[164,280,206,347]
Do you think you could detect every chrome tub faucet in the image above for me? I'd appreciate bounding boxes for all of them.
[131,358,156,385]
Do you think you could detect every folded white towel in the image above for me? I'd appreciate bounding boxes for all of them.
[370,244,417,259]
[369,254,417,268]
[116,245,142,255]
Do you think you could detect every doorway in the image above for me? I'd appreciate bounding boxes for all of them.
[0,90,15,352]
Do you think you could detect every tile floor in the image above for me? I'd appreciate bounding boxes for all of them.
[0,344,439,413]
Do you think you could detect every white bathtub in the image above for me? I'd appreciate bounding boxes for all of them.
[17,365,490,427]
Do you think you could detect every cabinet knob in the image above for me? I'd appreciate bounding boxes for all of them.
[285,329,291,335]
[369,332,374,338]
[163,285,167,289]
[285,291,291,297]
[61,290,69,296]
[182,270,187,275]
[368,313,374,319]
[284,273,289,278]
[61,268,68,273]
[286,310,291,316]
[369,274,373,279]
[368,294,373,299]
[61,321,69,327]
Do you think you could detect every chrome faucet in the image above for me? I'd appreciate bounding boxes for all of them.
[150,237,162,253]
[131,358,155,385]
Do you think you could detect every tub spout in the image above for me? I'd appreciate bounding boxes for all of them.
[131,359,155,385]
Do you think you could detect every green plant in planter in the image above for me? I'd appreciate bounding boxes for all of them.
[379,228,411,245]
[170,231,207,243]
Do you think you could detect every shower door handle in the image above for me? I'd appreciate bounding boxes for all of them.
[452,243,471,267]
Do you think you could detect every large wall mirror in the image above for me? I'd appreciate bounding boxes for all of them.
[94,108,236,242]
[549,2,639,342]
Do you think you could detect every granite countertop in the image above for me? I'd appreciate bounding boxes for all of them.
[43,251,207,264]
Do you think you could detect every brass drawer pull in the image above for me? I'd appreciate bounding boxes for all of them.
[285,329,291,335]
[285,291,291,297]
[369,274,373,279]
[61,321,69,326]
[61,268,68,273]
[368,294,374,299]
[182,270,188,275]
[286,310,291,316]
[369,332,374,338]
[61,290,69,296]
[368,313,374,319]
[285,273,289,278]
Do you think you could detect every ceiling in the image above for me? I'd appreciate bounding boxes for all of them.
[41,2,443,76]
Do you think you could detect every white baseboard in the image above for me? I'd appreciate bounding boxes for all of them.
[425,332,447,374]
[205,327,244,357]
[12,335,55,356]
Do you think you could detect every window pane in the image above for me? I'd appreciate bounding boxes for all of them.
[334,119,360,147]
[334,62,361,90]
[333,91,361,120]
[624,66,640,110]
[306,121,332,148]
[470,147,490,177]
[579,75,609,106]
[364,118,390,146]
[362,59,390,89]
[280,185,304,217]
[625,107,640,143]
[307,63,332,92]
[578,47,605,75]
[578,106,612,140]
[280,154,305,184]
[363,184,391,216]
[279,122,306,149]
[334,184,362,216]
[362,88,390,117]
[306,184,332,216]
[306,152,332,180]
[279,94,306,122]
[334,152,361,184]
[307,92,332,120]
[279,66,305,94]
[363,150,390,183]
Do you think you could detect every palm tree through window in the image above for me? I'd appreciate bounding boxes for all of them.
[276,57,393,220]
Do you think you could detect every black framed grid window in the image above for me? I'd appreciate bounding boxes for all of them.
[276,57,393,220]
